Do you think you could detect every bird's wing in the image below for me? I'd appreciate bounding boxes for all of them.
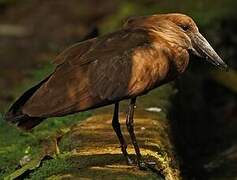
[22,28,151,117]
[52,38,96,66]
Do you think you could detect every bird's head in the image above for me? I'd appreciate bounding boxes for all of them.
[158,13,228,70]
[126,13,228,70]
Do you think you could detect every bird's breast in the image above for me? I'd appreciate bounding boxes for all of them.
[167,45,190,79]
[127,45,170,96]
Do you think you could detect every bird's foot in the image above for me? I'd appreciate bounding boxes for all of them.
[125,156,134,165]
[138,160,157,170]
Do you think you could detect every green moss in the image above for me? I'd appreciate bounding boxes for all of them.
[0,114,38,179]
[26,154,73,180]
[33,112,92,139]
[28,153,159,180]
[0,113,91,179]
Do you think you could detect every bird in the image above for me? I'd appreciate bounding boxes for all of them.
[5,13,227,169]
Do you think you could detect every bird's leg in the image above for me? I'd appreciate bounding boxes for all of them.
[126,98,146,169]
[112,102,133,165]
[126,98,157,170]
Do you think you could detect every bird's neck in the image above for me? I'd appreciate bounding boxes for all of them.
[148,30,190,75]
[170,45,190,74]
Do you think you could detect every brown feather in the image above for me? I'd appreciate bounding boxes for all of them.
[53,38,96,66]
[8,13,197,127]
[23,23,190,118]
[22,29,151,117]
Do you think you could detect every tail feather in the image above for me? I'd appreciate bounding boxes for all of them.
[5,113,45,130]
[5,27,99,130]
[5,75,51,130]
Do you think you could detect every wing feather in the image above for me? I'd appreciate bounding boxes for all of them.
[22,28,151,117]
[53,38,96,66]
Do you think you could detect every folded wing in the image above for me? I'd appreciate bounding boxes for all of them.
[22,28,151,117]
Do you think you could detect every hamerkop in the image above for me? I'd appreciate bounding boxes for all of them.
[5,13,227,169]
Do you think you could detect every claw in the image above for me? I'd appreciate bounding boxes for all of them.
[138,161,147,170]
[138,160,157,170]
[146,161,156,166]
[126,157,134,165]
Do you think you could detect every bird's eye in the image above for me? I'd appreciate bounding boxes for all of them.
[180,24,189,31]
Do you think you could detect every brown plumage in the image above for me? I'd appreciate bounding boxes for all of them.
[5,13,227,169]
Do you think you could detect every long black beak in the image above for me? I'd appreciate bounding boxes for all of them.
[192,32,228,70]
